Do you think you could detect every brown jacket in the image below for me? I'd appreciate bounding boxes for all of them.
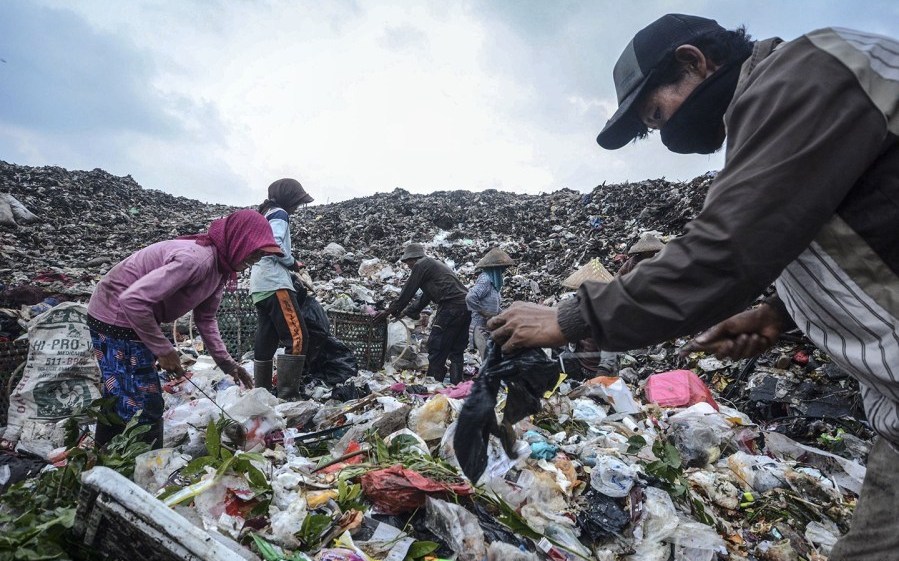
[388,257,468,318]
[559,28,899,442]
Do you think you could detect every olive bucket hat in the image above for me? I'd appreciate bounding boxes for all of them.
[400,243,426,261]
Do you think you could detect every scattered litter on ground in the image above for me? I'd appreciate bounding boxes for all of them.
[0,162,873,560]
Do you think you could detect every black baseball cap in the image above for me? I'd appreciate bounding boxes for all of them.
[596,14,725,150]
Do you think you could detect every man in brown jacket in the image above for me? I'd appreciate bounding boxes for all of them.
[376,243,471,384]
[489,14,899,559]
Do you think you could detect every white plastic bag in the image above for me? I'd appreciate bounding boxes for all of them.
[590,455,638,497]
[424,497,486,561]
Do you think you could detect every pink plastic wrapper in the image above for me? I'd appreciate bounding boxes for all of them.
[645,370,718,410]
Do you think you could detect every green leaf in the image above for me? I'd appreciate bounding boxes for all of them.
[373,433,390,464]
[405,540,439,559]
[660,442,682,468]
[251,533,282,561]
[479,493,541,541]
[182,455,218,477]
[388,434,423,455]
[297,513,333,548]
[206,419,221,459]
[215,454,237,478]
[626,435,646,455]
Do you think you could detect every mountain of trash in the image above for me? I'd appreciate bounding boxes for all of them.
[0,159,710,304]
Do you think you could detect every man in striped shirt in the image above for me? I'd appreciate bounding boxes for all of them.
[489,14,899,558]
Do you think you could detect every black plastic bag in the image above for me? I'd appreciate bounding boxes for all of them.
[454,341,558,483]
[575,489,629,542]
[300,295,358,386]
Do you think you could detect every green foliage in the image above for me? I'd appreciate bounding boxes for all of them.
[336,480,365,513]
[642,437,714,526]
[157,417,271,515]
[405,540,439,560]
[0,409,153,560]
[206,419,222,458]
[477,493,541,541]
[297,513,333,549]
[365,433,461,483]
[97,416,152,478]
[0,506,76,560]
[644,440,687,496]
[626,435,647,455]
[250,534,313,561]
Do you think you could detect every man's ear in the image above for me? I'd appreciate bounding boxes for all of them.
[674,44,719,78]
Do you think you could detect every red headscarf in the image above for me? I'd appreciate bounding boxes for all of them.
[181,209,282,276]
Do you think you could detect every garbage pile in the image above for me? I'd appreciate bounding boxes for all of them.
[0,161,231,296]
[1,320,871,560]
[0,161,872,560]
[294,178,711,306]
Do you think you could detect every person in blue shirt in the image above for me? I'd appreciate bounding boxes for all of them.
[466,248,514,357]
[249,178,313,400]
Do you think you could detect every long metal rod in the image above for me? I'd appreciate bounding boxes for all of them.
[167,371,239,424]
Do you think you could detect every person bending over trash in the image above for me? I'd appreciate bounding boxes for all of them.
[87,209,282,449]
[569,233,667,378]
[489,14,899,560]
[250,178,314,400]
[466,247,514,357]
[374,243,471,384]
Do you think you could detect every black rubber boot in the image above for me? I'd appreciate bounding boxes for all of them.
[276,354,306,401]
[449,361,464,385]
[254,359,273,391]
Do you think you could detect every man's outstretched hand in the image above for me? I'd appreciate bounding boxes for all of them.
[487,302,568,353]
[681,303,787,359]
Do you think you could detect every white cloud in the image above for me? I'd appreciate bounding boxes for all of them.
[3,0,897,206]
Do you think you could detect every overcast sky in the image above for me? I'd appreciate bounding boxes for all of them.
[1,1,897,206]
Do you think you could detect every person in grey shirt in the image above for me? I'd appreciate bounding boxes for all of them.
[375,243,470,384]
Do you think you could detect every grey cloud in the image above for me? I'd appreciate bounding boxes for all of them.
[0,2,180,136]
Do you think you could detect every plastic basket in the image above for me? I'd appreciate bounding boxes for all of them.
[215,291,386,371]
[215,289,257,359]
[327,310,387,371]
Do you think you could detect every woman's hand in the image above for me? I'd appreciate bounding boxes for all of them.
[157,350,186,377]
[230,365,254,388]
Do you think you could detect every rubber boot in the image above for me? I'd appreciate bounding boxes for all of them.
[254,359,273,391]
[449,361,464,385]
[276,354,306,401]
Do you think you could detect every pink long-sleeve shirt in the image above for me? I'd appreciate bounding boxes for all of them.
[87,239,238,373]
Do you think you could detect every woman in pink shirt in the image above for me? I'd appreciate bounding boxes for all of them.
[87,209,283,448]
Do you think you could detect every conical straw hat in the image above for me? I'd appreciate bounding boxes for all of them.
[628,233,665,255]
[562,258,614,289]
[475,247,515,269]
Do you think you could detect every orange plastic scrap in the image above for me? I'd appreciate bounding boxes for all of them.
[320,440,366,474]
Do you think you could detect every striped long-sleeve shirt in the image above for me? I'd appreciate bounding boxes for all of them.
[466,272,502,333]
[558,28,899,443]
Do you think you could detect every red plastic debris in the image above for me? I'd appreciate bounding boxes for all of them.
[360,464,473,514]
